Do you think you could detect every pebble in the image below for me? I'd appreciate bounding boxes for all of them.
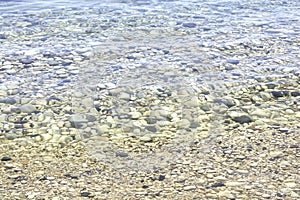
[140,136,152,142]
[227,59,240,65]
[218,190,235,199]
[119,92,131,100]
[182,22,197,28]
[226,181,245,187]
[0,98,17,104]
[269,151,283,158]
[58,135,73,144]
[176,119,191,128]
[145,126,157,133]
[130,112,142,119]
[115,152,129,157]
[68,114,88,125]
[1,156,12,161]
[184,96,199,107]
[19,104,37,113]
[229,111,253,124]
[284,182,297,188]
[183,185,196,191]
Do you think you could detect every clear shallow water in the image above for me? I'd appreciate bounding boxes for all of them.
[1,0,299,170]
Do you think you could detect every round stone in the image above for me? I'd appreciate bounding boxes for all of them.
[19,104,36,113]
[140,136,152,142]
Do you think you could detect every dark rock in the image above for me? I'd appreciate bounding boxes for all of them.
[200,104,210,112]
[80,192,91,197]
[182,22,197,28]
[145,126,157,133]
[291,91,300,97]
[1,156,12,161]
[232,115,253,124]
[0,33,7,39]
[211,182,225,188]
[271,91,284,98]
[158,175,165,181]
[0,98,17,104]
[222,98,236,107]
[145,117,157,124]
[266,83,276,89]
[85,114,97,122]
[64,173,79,179]
[227,59,240,65]
[115,152,129,157]
[20,58,34,65]
[48,60,60,66]
[47,96,61,104]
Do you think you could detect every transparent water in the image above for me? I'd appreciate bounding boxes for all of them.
[1,0,299,171]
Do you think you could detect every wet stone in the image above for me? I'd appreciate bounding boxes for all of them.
[115,152,129,157]
[227,59,240,65]
[0,33,7,39]
[233,115,253,124]
[158,175,166,181]
[20,58,34,65]
[0,98,17,104]
[1,156,12,161]
[291,91,300,97]
[200,104,210,112]
[182,22,197,28]
[271,91,287,98]
[145,126,157,133]
[19,104,37,114]
[145,117,157,124]
[80,192,92,197]
[229,111,253,124]
[210,182,225,188]
[140,136,152,142]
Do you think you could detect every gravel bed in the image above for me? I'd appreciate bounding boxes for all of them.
[0,0,299,199]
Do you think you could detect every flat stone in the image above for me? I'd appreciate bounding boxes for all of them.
[119,92,131,100]
[226,181,245,187]
[176,119,191,128]
[68,114,88,125]
[221,97,238,108]
[19,104,36,113]
[130,112,142,119]
[182,22,197,28]
[229,111,253,124]
[1,156,12,161]
[251,109,270,118]
[95,124,110,134]
[270,151,283,158]
[41,134,52,141]
[0,97,17,104]
[227,59,240,65]
[218,190,235,199]
[58,135,73,144]
[140,136,152,142]
[145,126,157,132]
[284,182,297,188]
[271,91,286,98]
[200,104,210,111]
[115,152,129,157]
[184,96,199,107]
[81,97,94,107]
[183,185,196,191]
[145,117,157,124]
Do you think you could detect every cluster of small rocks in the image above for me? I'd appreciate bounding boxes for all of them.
[1,0,300,199]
